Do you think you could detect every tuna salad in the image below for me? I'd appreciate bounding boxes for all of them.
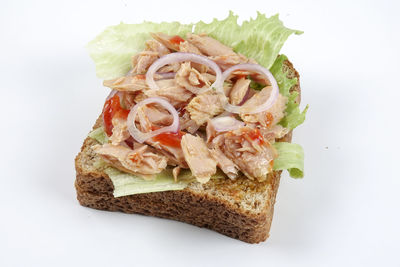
[91,32,295,184]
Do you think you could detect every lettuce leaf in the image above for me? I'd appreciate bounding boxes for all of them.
[273,142,304,178]
[105,168,190,197]
[270,54,298,97]
[87,12,301,79]
[270,54,308,130]
[106,167,226,197]
[87,22,193,79]
[279,91,309,130]
[88,126,108,144]
[194,11,302,69]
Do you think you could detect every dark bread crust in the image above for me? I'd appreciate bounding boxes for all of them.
[75,59,300,243]
[76,170,282,243]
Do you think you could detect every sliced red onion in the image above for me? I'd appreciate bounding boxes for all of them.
[146,52,223,94]
[127,97,180,143]
[210,116,245,132]
[217,64,279,114]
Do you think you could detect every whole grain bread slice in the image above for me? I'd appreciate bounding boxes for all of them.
[75,59,300,243]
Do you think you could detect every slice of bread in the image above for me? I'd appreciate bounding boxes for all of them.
[74,59,300,243]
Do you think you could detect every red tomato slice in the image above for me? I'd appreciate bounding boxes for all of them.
[102,94,129,137]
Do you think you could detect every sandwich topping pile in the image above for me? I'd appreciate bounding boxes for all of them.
[86,12,308,197]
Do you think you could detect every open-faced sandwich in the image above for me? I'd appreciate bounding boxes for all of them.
[75,12,308,243]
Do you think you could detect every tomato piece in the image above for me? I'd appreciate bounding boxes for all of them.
[235,74,247,79]
[150,126,184,147]
[169,35,185,45]
[244,128,264,144]
[153,131,184,148]
[115,108,129,119]
[102,94,129,136]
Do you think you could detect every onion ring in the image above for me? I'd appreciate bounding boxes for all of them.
[146,52,223,94]
[127,97,180,143]
[218,64,279,114]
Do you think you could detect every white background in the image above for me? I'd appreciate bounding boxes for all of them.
[1,0,399,266]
